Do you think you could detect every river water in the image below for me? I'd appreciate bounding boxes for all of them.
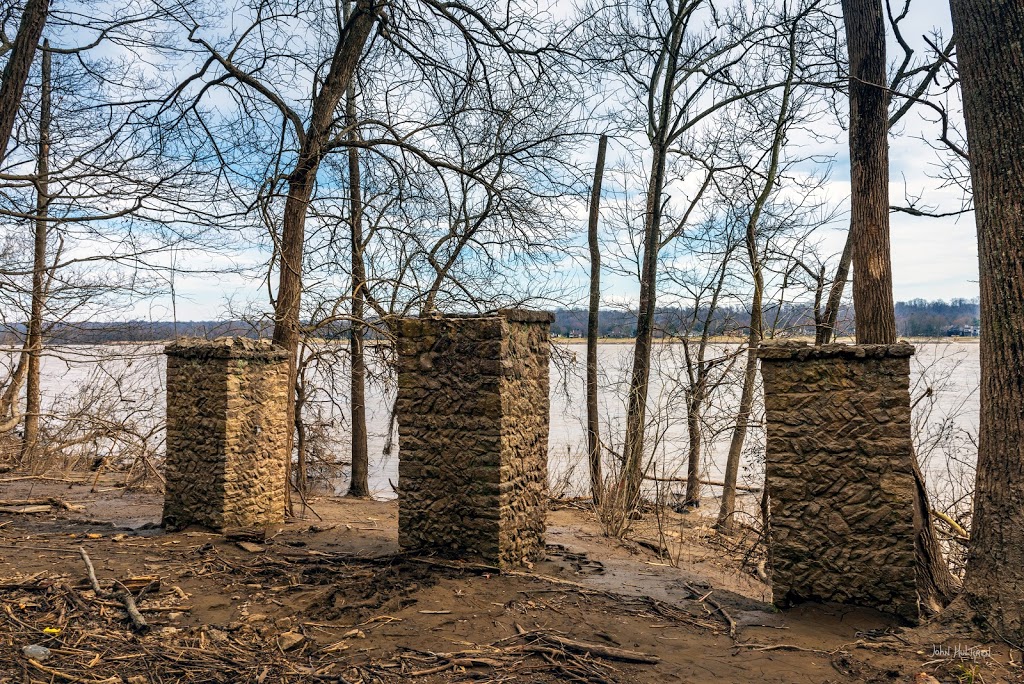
[9,341,980,508]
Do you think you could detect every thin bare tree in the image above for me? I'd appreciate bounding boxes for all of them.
[587,134,608,506]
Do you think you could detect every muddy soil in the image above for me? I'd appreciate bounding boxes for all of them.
[0,477,1018,683]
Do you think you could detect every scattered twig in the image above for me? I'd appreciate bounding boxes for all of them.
[78,546,102,594]
[114,586,150,633]
[683,582,735,638]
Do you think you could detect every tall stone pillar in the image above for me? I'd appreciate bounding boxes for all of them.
[163,337,290,532]
[396,310,552,568]
[758,341,918,621]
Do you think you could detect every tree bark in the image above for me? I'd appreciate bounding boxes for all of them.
[717,232,763,533]
[20,39,50,464]
[620,148,666,519]
[586,134,608,507]
[948,0,1024,638]
[841,0,897,345]
[0,0,49,166]
[842,0,955,611]
[270,2,377,509]
[815,232,852,345]
[346,59,369,498]
[683,385,704,507]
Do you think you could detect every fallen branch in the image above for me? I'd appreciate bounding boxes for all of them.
[643,475,761,493]
[78,546,102,594]
[114,587,150,633]
[78,546,148,632]
[27,658,119,683]
[683,582,735,638]
[0,504,51,514]
[543,634,660,664]
[0,497,84,511]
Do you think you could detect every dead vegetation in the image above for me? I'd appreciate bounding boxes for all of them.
[1,482,1021,684]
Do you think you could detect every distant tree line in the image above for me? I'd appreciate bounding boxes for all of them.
[0,297,980,345]
[551,298,980,339]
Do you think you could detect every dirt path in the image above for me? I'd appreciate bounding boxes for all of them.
[0,478,1018,683]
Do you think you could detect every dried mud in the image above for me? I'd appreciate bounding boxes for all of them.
[0,477,1019,683]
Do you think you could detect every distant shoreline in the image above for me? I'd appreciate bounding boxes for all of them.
[0,336,981,352]
[552,336,981,345]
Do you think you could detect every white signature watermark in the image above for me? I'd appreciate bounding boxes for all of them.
[931,643,993,662]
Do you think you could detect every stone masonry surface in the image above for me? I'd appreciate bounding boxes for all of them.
[163,337,290,532]
[396,310,552,568]
[758,341,919,621]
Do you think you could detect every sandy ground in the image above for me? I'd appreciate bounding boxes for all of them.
[0,477,1018,683]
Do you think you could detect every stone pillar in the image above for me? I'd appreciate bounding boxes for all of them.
[758,341,918,622]
[163,337,290,532]
[396,310,552,568]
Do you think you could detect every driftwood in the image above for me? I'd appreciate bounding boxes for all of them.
[78,546,102,593]
[642,475,761,492]
[77,546,149,633]
[0,497,84,511]
[544,634,660,664]
[114,588,150,633]
[0,504,52,514]
[683,582,736,638]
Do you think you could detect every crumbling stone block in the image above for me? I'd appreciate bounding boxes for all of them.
[163,337,290,532]
[396,310,552,568]
[758,341,918,621]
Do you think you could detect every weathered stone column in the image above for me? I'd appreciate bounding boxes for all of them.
[163,337,290,532]
[396,310,552,568]
[758,341,918,621]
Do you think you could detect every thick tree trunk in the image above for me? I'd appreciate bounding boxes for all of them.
[948,0,1024,638]
[841,0,897,345]
[586,135,608,507]
[269,2,376,509]
[842,0,955,612]
[346,74,369,498]
[20,41,49,464]
[0,0,49,166]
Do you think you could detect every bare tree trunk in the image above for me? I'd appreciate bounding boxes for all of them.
[912,454,960,613]
[0,0,49,165]
[586,134,608,507]
[717,261,762,532]
[815,232,852,344]
[0,344,28,433]
[269,3,377,510]
[842,0,955,610]
[620,152,666,518]
[294,361,308,498]
[346,62,369,498]
[717,23,796,533]
[948,0,1024,638]
[842,0,897,345]
[683,385,703,507]
[20,40,50,464]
